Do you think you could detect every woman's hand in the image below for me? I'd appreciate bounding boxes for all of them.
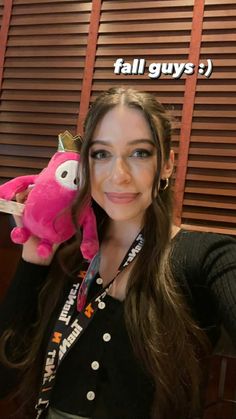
[14,188,59,266]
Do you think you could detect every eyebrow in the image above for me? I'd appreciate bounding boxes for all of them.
[90,139,155,146]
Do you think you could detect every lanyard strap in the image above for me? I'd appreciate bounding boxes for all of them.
[36,231,144,417]
[77,231,144,311]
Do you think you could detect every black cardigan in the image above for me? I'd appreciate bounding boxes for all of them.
[0,230,236,419]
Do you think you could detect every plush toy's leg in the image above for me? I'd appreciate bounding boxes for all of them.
[37,240,53,259]
[11,227,31,244]
[80,207,99,261]
[80,239,99,261]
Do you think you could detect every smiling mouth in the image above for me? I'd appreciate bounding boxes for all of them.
[105,192,139,204]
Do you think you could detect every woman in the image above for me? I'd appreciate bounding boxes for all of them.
[0,87,236,419]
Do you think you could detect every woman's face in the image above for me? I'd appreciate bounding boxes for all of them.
[89,105,169,224]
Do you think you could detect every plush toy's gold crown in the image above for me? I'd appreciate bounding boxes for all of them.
[58,130,82,153]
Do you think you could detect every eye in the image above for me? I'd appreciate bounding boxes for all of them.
[131,149,152,158]
[61,170,68,178]
[55,160,79,190]
[90,149,111,160]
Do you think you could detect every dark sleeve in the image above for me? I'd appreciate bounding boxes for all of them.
[0,258,50,398]
[200,233,236,346]
[0,258,50,334]
[174,231,236,347]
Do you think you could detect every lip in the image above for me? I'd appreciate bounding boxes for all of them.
[105,192,139,204]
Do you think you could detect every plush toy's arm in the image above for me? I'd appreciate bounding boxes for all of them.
[0,175,38,200]
[79,205,99,261]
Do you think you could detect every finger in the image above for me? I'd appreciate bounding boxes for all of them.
[15,185,34,204]
[12,214,23,227]
[15,190,29,204]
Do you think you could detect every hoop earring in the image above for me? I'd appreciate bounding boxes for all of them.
[160,178,169,191]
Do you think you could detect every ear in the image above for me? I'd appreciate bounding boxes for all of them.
[161,149,174,180]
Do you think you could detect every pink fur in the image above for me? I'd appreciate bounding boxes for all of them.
[0,151,99,261]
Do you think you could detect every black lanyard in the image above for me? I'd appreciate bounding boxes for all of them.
[35,231,144,418]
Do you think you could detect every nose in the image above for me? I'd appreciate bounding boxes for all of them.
[110,157,131,184]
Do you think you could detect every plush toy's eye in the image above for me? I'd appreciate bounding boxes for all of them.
[55,160,79,190]
[61,171,68,178]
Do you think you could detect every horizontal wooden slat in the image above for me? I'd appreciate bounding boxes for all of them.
[182,210,235,223]
[185,187,236,197]
[202,33,236,42]
[0,144,54,157]
[0,155,48,168]
[90,92,184,104]
[0,123,76,135]
[12,3,91,14]
[0,112,77,125]
[190,135,236,144]
[202,21,236,30]
[192,110,236,118]
[4,57,86,67]
[100,10,236,21]
[1,91,81,101]
[188,147,236,157]
[99,21,236,33]
[4,68,84,79]
[0,133,60,147]
[191,121,236,130]
[205,0,236,5]
[7,35,88,47]
[198,46,236,54]
[97,33,236,44]
[98,35,190,45]
[0,167,41,178]
[196,85,236,93]
[188,161,235,170]
[186,174,236,184]
[92,71,187,81]
[91,89,184,101]
[5,47,86,57]
[99,22,192,33]
[198,72,236,80]
[204,9,236,17]
[91,82,185,92]
[0,101,79,114]
[2,80,83,90]
[101,1,194,11]
[13,0,88,4]
[9,24,90,35]
[197,59,235,67]
[92,45,232,57]
[100,11,194,22]
[95,47,190,56]
[184,199,236,211]
[194,97,236,105]
[181,224,236,236]
[10,14,91,26]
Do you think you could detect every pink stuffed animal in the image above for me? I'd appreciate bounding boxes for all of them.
[0,131,99,260]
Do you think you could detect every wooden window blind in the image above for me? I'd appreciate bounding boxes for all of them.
[181,0,236,235]
[93,0,197,166]
[0,0,3,30]
[0,0,91,182]
[0,0,7,91]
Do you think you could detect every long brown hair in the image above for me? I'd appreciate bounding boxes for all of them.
[0,87,210,418]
